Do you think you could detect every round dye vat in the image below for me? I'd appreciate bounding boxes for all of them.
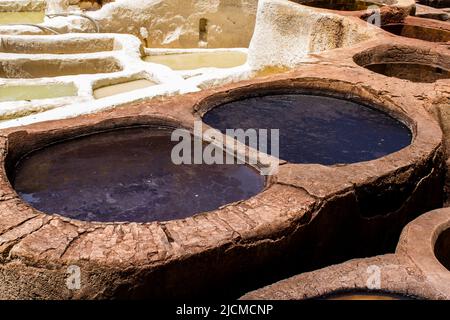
[202,94,411,165]
[364,62,450,83]
[290,0,381,11]
[11,127,265,223]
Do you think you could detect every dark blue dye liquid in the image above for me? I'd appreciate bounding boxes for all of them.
[11,127,265,223]
[202,94,412,165]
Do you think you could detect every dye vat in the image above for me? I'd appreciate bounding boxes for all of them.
[364,62,450,83]
[93,79,156,99]
[144,51,247,70]
[290,0,381,11]
[202,93,411,165]
[0,12,44,24]
[11,127,265,223]
[0,58,122,79]
[323,291,414,300]
[382,24,450,43]
[435,227,450,271]
[0,83,77,102]
[0,37,115,54]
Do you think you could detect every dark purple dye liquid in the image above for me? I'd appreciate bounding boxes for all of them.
[202,94,411,165]
[11,127,265,223]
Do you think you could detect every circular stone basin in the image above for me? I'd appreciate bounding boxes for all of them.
[435,227,450,271]
[290,0,382,11]
[381,24,450,43]
[10,127,265,223]
[202,93,411,165]
[363,62,450,83]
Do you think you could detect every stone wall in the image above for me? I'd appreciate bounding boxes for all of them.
[87,0,258,48]
[247,0,381,70]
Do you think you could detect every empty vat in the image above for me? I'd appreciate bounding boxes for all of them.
[93,79,156,99]
[364,62,450,83]
[353,46,450,83]
[381,24,450,42]
[144,51,247,70]
[11,127,264,223]
[202,93,411,165]
[0,83,77,102]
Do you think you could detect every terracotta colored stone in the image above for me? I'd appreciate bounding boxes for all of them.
[0,60,446,298]
[241,208,450,300]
